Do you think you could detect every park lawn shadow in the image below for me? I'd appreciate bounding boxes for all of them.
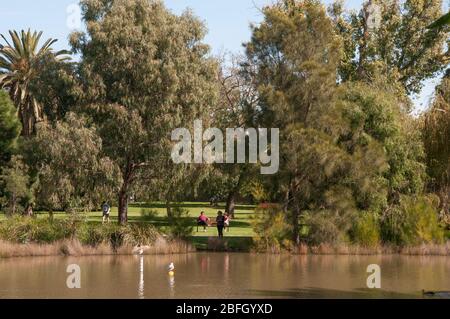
[129,202,255,211]
[190,236,254,251]
[126,215,252,229]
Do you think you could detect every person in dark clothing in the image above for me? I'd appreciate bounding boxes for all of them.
[216,211,225,238]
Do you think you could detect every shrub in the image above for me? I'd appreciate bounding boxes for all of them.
[75,222,118,247]
[120,223,159,246]
[252,205,292,251]
[380,195,444,245]
[304,212,342,245]
[0,215,159,249]
[350,213,380,247]
[0,216,69,244]
[166,206,193,239]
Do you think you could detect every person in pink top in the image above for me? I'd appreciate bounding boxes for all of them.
[197,211,209,232]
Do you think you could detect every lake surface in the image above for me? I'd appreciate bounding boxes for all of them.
[0,253,449,298]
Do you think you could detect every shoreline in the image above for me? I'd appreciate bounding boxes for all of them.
[1,239,449,258]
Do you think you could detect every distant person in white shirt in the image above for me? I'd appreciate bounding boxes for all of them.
[102,201,111,224]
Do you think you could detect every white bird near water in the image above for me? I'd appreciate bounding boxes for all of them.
[168,262,175,272]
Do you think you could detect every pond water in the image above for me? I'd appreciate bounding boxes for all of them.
[0,253,449,298]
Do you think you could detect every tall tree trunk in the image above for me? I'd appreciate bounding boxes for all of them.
[288,179,300,245]
[118,161,135,225]
[19,103,34,137]
[10,194,16,216]
[225,190,237,218]
[166,200,172,218]
[118,188,128,225]
[226,174,244,218]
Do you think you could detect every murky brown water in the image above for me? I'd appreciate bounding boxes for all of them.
[0,253,448,298]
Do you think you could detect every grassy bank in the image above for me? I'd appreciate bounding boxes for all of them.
[1,202,449,256]
[0,202,256,250]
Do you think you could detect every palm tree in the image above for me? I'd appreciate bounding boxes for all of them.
[0,29,69,136]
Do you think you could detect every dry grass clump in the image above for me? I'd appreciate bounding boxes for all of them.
[0,240,61,258]
[303,243,450,255]
[0,236,195,258]
[252,242,450,256]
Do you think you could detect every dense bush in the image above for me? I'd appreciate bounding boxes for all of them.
[380,196,444,245]
[304,211,350,246]
[120,223,159,246]
[0,216,71,243]
[349,213,380,247]
[252,205,293,250]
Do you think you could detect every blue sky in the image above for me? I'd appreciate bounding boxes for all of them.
[0,0,446,113]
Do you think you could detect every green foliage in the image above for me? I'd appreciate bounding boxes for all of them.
[329,0,448,94]
[0,216,73,243]
[28,54,80,122]
[0,215,158,247]
[166,206,194,239]
[120,223,159,246]
[423,76,450,222]
[380,196,444,245]
[24,113,119,212]
[252,205,293,250]
[0,156,33,215]
[245,0,346,242]
[350,213,381,247]
[0,90,20,166]
[338,81,426,204]
[304,210,352,246]
[76,222,158,248]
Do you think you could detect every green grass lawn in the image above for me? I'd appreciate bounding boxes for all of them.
[0,202,257,250]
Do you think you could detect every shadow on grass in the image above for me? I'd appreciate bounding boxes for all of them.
[190,236,254,251]
[124,216,252,228]
[129,202,255,211]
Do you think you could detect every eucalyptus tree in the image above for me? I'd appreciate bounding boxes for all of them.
[71,0,218,224]
[0,30,70,136]
[24,113,120,213]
